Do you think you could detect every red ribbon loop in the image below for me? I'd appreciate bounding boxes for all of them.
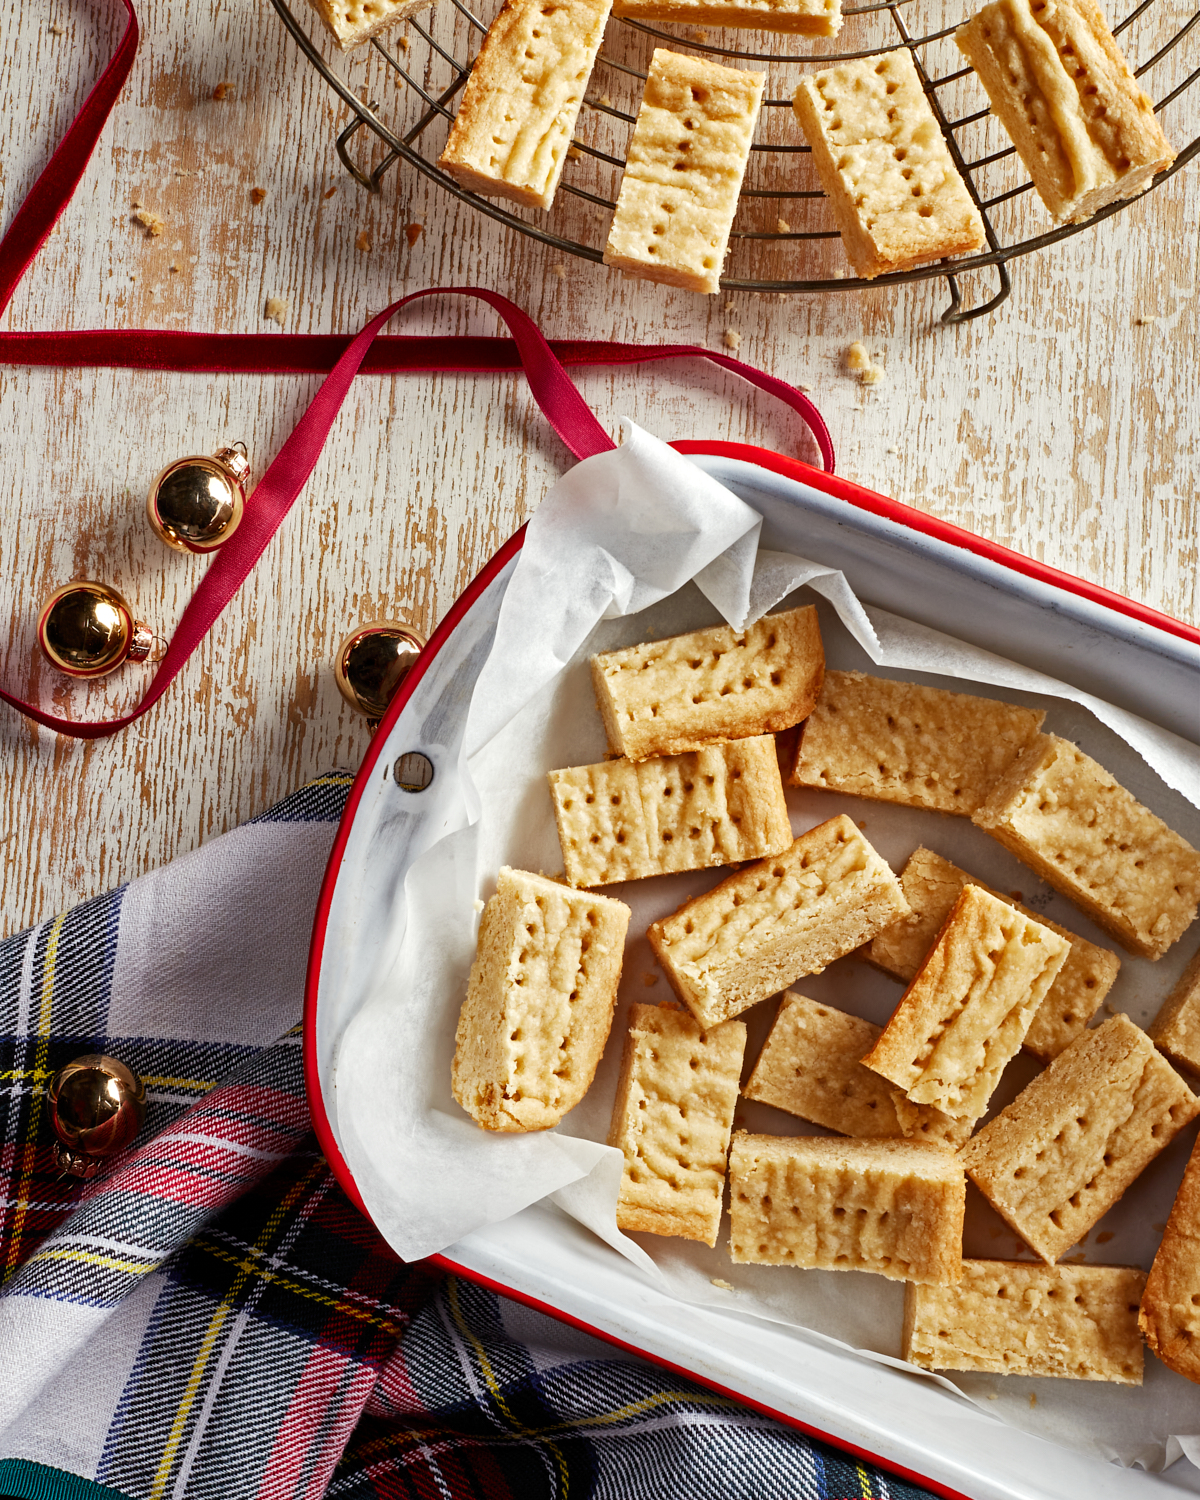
[0,1,834,739]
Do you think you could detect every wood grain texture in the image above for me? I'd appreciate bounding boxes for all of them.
[0,0,1194,935]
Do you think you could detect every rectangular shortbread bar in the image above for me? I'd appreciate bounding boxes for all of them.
[591,605,825,762]
[438,0,611,210]
[612,0,840,37]
[729,1133,965,1284]
[743,992,904,1138]
[863,886,1071,1124]
[1139,1130,1200,1384]
[904,1260,1146,1383]
[870,847,1120,1060]
[790,671,1045,815]
[972,734,1200,960]
[742,989,973,1145]
[1148,947,1200,1077]
[452,868,631,1131]
[960,1014,1200,1262]
[549,736,790,887]
[306,0,435,50]
[648,814,910,1028]
[604,50,764,295]
[956,0,1175,225]
[791,50,986,281]
[608,1002,747,1245]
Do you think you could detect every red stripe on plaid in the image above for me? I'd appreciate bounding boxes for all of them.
[257,1348,379,1500]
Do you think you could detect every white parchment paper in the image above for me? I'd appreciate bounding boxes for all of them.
[334,422,1200,1472]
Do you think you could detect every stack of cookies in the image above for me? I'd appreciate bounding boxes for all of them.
[451,601,1200,1389]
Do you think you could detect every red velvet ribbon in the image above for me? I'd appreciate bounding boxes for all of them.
[0,0,834,738]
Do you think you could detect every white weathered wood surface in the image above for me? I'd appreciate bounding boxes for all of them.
[0,0,1195,934]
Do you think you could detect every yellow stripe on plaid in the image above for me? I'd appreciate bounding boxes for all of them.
[148,1159,327,1500]
[193,1238,407,1337]
[140,1076,219,1092]
[448,1278,572,1496]
[3,913,66,1284]
[347,1380,746,1467]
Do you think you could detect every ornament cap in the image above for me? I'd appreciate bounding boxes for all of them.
[147,443,249,554]
[335,620,426,725]
[37,582,154,678]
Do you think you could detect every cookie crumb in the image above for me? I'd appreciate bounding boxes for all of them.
[692,27,709,40]
[599,93,614,107]
[405,222,424,247]
[710,1278,735,1291]
[550,262,567,279]
[265,295,288,326]
[1134,314,1158,325]
[473,898,485,913]
[399,35,410,50]
[722,329,741,352]
[250,187,267,205]
[845,341,885,385]
[355,229,373,252]
[212,81,235,101]
[566,144,582,160]
[168,262,180,273]
[987,1393,998,1401]
[642,972,659,987]
[48,21,64,35]
[1029,1394,1038,1408]
[775,217,791,234]
[886,444,900,455]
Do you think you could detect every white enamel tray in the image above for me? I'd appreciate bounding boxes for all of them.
[305,443,1200,1500]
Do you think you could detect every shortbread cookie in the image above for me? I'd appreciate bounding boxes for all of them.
[604,50,765,295]
[743,992,903,1138]
[592,605,824,762]
[956,0,1175,225]
[870,848,1119,1061]
[452,868,630,1131]
[960,1015,1200,1262]
[438,0,611,210]
[791,672,1044,816]
[972,734,1200,961]
[307,0,435,49]
[1140,1129,1200,1384]
[648,815,909,1028]
[608,1002,746,1245]
[1148,947,1200,1076]
[891,1091,975,1148]
[729,1133,964,1284]
[612,0,840,36]
[905,1260,1145,1383]
[550,736,790,887]
[863,886,1070,1124]
[792,50,985,281]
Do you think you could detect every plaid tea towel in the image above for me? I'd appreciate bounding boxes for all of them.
[0,773,935,1500]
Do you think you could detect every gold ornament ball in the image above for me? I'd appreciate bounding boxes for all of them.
[147,444,250,553]
[37,582,153,678]
[335,620,426,723]
[48,1055,146,1178]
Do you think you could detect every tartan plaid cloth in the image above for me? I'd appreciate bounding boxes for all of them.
[0,774,937,1500]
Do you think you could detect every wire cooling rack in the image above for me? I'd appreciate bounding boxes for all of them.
[271,0,1199,321]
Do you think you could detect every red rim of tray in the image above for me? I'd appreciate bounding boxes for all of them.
[303,442,1198,1500]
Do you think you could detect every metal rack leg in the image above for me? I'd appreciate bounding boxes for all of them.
[941,262,1012,324]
